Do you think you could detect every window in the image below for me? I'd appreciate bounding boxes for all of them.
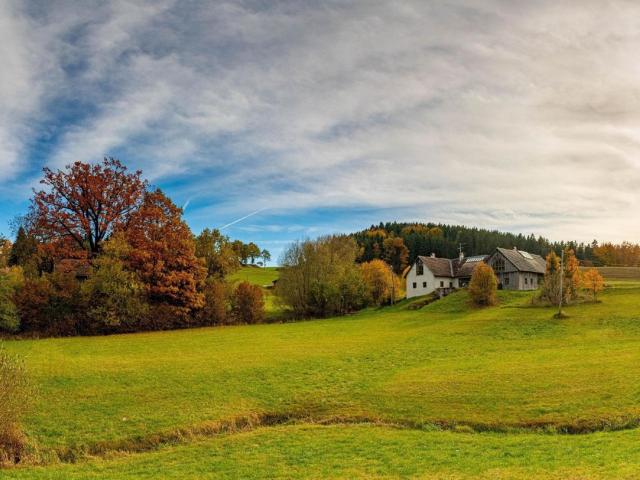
[493,257,505,272]
[449,281,453,288]
[440,281,444,287]
[504,275,510,285]
[525,277,528,285]
[422,282,427,288]
[416,264,424,276]
[412,282,417,289]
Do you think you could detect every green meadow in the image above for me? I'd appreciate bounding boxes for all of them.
[4,277,640,478]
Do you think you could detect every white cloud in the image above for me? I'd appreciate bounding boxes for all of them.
[2,0,640,241]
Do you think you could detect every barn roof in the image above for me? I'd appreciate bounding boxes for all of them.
[494,247,545,274]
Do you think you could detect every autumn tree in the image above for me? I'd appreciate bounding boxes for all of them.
[28,158,147,257]
[231,281,264,324]
[469,262,497,306]
[582,268,604,302]
[383,236,409,274]
[126,189,205,326]
[361,259,400,305]
[0,268,23,333]
[194,228,240,278]
[198,279,230,325]
[563,248,581,302]
[0,237,10,269]
[541,249,580,305]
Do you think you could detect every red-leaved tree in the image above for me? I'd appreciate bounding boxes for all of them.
[29,158,147,257]
[126,189,205,326]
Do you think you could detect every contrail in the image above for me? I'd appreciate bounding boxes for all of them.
[219,207,267,230]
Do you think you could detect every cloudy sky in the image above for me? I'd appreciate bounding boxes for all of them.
[1,0,640,259]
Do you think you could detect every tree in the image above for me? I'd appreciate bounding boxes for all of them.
[194,229,241,278]
[198,279,230,325]
[246,243,261,265]
[582,268,604,302]
[126,189,205,326]
[28,158,146,257]
[383,236,409,274]
[468,262,497,306]
[541,251,562,305]
[0,238,10,269]
[8,228,37,273]
[260,249,271,267]
[360,259,401,305]
[80,234,148,333]
[231,281,265,324]
[0,268,23,333]
[276,236,368,318]
[0,347,29,464]
[563,248,581,302]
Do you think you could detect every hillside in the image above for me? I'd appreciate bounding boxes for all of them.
[4,282,640,477]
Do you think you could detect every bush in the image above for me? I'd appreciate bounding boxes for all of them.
[582,268,604,302]
[468,262,497,306]
[198,279,230,325]
[231,281,264,324]
[15,272,83,336]
[0,347,29,464]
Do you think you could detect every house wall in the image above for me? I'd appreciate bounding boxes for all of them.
[406,261,437,298]
[405,261,458,299]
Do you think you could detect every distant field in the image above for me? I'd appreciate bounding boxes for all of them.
[228,266,279,286]
[4,280,640,477]
[582,266,640,280]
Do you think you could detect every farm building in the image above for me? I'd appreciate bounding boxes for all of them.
[405,252,488,299]
[485,247,545,290]
[405,246,545,298]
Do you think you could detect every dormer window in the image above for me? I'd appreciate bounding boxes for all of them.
[493,257,505,272]
[416,263,424,276]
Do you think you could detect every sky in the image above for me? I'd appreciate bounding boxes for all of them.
[2,0,640,262]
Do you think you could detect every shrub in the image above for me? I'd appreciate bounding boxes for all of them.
[15,272,83,336]
[0,347,29,464]
[231,281,264,324]
[361,259,404,305]
[199,279,230,325]
[468,262,497,306]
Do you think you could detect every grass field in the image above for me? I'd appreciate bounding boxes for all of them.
[227,266,279,286]
[4,281,640,477]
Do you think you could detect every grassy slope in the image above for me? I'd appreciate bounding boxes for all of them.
[4,283,640,476]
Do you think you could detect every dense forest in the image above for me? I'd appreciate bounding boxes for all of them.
[352,222,637,267]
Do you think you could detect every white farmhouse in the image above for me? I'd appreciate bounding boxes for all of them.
[405,246,546,298]
[404,252,487,299]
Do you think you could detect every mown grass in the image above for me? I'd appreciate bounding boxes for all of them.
[4,282,640,476]
[5,424,640,479]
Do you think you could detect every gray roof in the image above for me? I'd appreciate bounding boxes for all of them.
[417,255,489,278]
[493,247,545,274]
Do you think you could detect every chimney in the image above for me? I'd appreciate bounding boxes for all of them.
[430,252,436,258]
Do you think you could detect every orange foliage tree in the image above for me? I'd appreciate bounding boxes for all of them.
[582,268,604,302]
[468,262,497,306]
[383,236,409,274]
[29,158,146,258]
[126,189,205,324]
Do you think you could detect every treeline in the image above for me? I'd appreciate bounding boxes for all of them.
[0,158,269,336]
[352,222,637,267]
